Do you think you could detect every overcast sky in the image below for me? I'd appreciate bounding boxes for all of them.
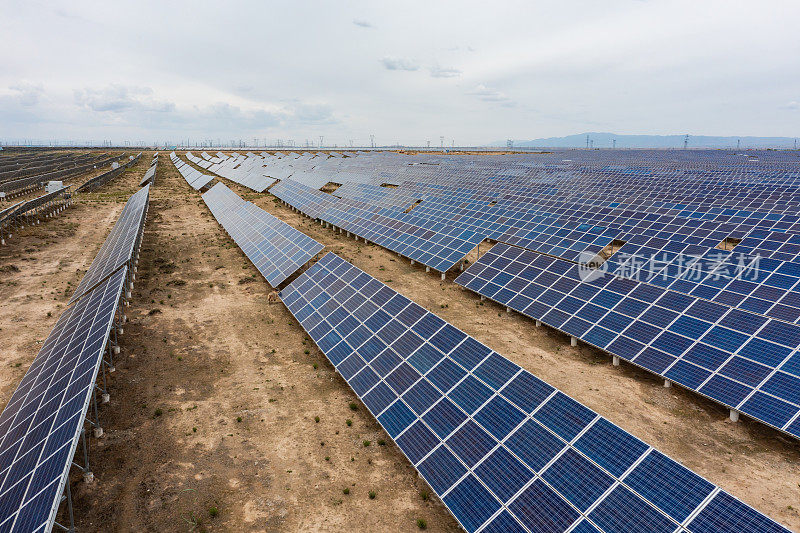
[1,0,798,146]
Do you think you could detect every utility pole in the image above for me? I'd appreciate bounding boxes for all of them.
[586,135,589,149]
[440,136,444,149]
[737,139,740,150]
[612,139,616,149]
[684,134,689,150]
[370,134,375,148]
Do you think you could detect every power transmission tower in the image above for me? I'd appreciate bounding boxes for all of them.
[319,136,324,149]
[612,139,616,149]
[683,134,689,149]
[586,135,589,149]
[440,136,444,149]
[370,135,375,148]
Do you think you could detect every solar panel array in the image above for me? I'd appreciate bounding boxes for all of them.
[70,184,149,303]
[456,243,800,439]
[202,182,324,287]
[260,149,800,438]
[139,153,158,187]
[0,182,150,531]
[280,252,788,533]
[188,151,275,192]
[170,152,214,190]
[0,185,72,244]
[0,267,128,532]
[76,152,142,193]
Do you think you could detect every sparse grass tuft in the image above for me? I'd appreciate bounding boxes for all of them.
[368,490,376,499]
[417,519,427,530]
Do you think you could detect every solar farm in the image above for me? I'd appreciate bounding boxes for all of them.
[2,148,800,532]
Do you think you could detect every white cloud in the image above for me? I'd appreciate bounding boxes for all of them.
[467,84,511,103]
[1,0,799,144]
[430,66,461,78]
[8,82,44,107]
[380,57,419,71]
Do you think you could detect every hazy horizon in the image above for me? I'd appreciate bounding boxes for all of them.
[2,0,799,146]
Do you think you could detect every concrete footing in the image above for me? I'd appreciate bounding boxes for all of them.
[83,471,94,483]
[730,409,740,422]
[535,320,541,327]
[570,336,577,347]
[612,355,620,366]
[441,272,446,281]
[426,266,430,273]
[102,393,110,404]
[93,427,104,438]
[664,379,672,388]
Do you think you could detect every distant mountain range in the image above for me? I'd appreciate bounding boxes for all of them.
[492,133,799,149]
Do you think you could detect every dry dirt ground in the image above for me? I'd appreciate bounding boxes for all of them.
[0,151,798,532]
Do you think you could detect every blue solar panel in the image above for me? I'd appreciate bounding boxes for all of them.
[0,267,127,532]
[280,252,788,532]
[202,182,324,287]
[456,242,800,440]
[70,184,149,303]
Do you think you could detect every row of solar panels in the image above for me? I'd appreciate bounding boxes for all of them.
[0,185,150,532]
[270,179,483,273]
[197,170,787,532]
[254,151,800,440]
[76,153,142,193]
[187,152,275,192]
[0,185,72,243]
[139,153,158,187]
[279,252,789,533]
[456,243,800,440]
[170,152,214,190]
[0,154,122,197]
[201,182,324,287]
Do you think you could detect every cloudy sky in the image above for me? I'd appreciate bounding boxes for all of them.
[1,0,798,146]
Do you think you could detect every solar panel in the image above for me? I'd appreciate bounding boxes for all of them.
[202,182,324,286]
[280,252,788,533]
[70,185,149,303]
[170,153,214,190]
[455,243,800,439]
[0,266,127,532]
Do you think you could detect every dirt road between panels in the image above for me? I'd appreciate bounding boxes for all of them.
[63,157,461,532]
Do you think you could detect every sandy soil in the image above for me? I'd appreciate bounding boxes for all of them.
[0,151,797,532]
